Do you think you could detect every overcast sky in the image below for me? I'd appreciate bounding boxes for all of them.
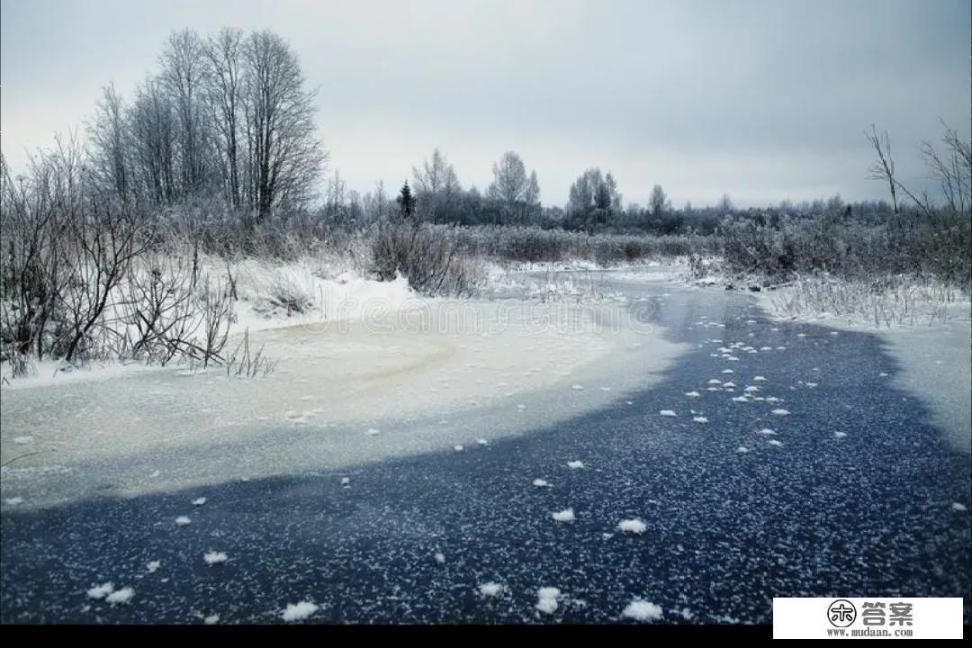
[1,0,969,208]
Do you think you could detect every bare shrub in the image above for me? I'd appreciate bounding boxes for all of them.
[197,275,234,367]
[225,329,277,378]
[371,221,483,296]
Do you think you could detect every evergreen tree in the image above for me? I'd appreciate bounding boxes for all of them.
[397,180,416,222]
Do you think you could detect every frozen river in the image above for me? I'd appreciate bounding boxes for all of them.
[1,274,969,623]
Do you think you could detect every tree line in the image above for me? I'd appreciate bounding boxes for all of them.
[85,28,324,224]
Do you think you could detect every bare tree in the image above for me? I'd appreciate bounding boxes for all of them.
[242,30,325,223]
[87,84,131,202]
[486,151,541,224]
[866,124,899,214]
[867,124,936,217]
[649,184,670,216]
[128,77,178,205]
[487,151,530,206]
[920,121,972,218]
[412,148,461,223]
[205,28,246,209]
[160,29,213,197]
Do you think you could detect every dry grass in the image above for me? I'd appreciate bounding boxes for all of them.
[768,274,968,328]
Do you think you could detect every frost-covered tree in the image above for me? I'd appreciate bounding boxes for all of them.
[242,30,325,223]
[87,84,131,202]
[204,28,246,208]
[567,168,622,231]
[160,29,213,197]
[649,184,670,216]
[412,148,461,223]
[487,151,527,205]
[487,151,541,224]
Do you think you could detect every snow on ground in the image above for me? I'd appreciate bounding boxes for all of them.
[478,582,504,597]
[622,599,664,622]
[281,601,319,622]
[566,461,585,470]
[1,269,688,508]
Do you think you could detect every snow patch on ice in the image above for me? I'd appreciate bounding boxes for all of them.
[203,551,228,565]
[536,587,561,614]
[622,599,663,622]
[87,582,114,600]
[281,601,319,622]
[617,518,647,534]
[551,508,575,523]
[106,587,134,605]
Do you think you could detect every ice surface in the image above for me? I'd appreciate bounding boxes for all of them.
[1,290,688,508]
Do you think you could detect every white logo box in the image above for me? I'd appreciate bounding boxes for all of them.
[773,597,963,640]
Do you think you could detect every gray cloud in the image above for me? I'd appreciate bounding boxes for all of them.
[2,0,968,207]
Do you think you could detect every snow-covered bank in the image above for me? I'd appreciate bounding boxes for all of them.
[1,272,687,508]
[0,259,419,390]
[755,287,971,453]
